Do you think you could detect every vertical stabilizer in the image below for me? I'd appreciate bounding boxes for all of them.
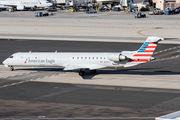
[124,36,163,67]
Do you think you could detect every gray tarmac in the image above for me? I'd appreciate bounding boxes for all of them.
[0,10,180,42]
[1,39,180,118]
[1,10,180,118]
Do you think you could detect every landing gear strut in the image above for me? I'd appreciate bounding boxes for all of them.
[10,66,14,71]
[79,70,85,76]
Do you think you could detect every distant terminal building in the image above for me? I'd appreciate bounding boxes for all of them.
[153,0,180,10]
[64,0,121,7]
[62,0,148,8]
[56,0,178,11]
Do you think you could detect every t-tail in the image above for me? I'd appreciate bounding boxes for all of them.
[122,36,164,67]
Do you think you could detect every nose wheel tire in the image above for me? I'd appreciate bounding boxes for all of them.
[10,66,14,71]
[79,71,85,76]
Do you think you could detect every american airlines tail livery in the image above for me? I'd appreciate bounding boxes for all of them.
[2,36,163,76]
[0,0,53,10]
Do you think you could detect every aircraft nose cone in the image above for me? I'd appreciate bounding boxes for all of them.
[3,59,9,67]
[2,60,6,65]
[3,59,7,65]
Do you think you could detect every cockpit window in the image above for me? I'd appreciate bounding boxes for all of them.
[9,56,13,58]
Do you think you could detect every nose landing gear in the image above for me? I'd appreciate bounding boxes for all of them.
[10,66,14,71]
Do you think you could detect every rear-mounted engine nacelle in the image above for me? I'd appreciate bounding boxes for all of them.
[108,53,128,62]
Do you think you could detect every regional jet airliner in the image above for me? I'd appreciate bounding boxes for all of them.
[2,36,163,76]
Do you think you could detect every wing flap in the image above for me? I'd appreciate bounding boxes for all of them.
[63,63,106,70]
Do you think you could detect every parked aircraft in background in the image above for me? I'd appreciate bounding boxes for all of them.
[0,0,53,10]
[2,36,163,76]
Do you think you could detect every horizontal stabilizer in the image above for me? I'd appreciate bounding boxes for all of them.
[124,63,139,67]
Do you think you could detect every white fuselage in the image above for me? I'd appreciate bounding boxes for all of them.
[2,37,164,73]
[3,52,127,69]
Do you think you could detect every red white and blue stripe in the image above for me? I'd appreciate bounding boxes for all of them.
[128,42,158,62]
[38,0,42,4]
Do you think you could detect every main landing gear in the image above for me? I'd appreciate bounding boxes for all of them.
[90,70,96,74]
[10,66,14,71]
[79,69,97,76]
[79,70,85,76]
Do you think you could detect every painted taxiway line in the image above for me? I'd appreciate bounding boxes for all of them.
[0,71,37,80]
[0,73,61,89]
[1,24,180,31]
[0,117,156,120]
[152,55,180,62]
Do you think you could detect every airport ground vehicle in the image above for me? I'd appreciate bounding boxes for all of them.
[130,5,138,12]
[35,12,52,17]
[165,8,180,15]
[84,6,97,14]
[68,7,73,11]
[47,9,57,12]
[149,8,164,15]
[99,6,111,12]
[35,12,43,17]
[86,11,97,13]
[43,12,49,16]
[134,12,146,18]
[112,7,121,11]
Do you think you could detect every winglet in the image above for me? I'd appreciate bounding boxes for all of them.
[145,36,164,42]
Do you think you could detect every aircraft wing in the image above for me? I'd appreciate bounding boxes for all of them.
[156,111,180,120]
[63,63,106,70]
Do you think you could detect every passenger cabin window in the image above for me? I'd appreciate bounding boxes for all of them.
[9,56,13,58]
